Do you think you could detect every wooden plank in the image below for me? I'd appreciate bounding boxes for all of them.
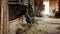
[0,0,1,34]
[1,0,9,34]
[1,0,3,34]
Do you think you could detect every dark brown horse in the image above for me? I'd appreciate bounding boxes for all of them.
[9,4,34,24]
[9,4,27,21]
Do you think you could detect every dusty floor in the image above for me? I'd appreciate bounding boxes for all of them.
[16,17,60,34]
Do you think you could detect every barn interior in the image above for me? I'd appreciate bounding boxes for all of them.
[0,0,60,34]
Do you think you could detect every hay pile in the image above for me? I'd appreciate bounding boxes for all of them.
[16,17,48,34]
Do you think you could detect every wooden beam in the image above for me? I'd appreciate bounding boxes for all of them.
[0,0,1,34]
[1,0,8,34]
[36,0,43,11]
[59,0,60,12]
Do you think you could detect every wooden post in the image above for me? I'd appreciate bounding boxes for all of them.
[1,0,8,34]
[59,0,60,12]
[38,0,43,11]
[0,0,1,34]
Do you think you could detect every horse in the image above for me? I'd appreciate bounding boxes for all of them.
[9,4,34,24]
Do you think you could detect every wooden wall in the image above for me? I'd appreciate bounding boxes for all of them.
[49,0,55,12]
[49,0,59,12]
